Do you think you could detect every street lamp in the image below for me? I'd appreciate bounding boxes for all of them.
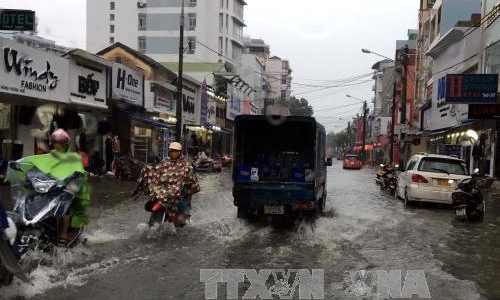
[346,94,368,163]
[361,48,394,61]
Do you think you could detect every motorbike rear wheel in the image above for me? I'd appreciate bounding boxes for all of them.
[149,211,166,227]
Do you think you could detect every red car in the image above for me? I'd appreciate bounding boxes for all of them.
[343,154,362,170]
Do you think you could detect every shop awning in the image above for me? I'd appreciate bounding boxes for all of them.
[117,110,175,128]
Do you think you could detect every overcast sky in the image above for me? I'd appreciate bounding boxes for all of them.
[2,0,419,133]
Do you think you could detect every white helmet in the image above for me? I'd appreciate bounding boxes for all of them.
[168,142,182,151]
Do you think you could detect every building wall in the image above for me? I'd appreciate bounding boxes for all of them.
[87,0,245,64]
[427,28,481,131]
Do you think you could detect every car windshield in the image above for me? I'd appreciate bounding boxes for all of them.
[346,156,359,161]
[418,157,469,175]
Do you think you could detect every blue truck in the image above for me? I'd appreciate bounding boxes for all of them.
[232,115,332,219]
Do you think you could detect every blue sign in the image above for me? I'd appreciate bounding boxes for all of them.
[445,74,498,103]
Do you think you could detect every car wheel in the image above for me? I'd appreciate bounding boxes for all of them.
[404,188,412,206]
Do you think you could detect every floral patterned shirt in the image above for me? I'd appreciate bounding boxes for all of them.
[136,157,200,206]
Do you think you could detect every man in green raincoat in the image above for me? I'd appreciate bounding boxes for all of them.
[14,129,90,246]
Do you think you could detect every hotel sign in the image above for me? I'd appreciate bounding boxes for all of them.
[445,74,498,103]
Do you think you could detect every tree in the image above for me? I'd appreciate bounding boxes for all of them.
[277,96,314,116]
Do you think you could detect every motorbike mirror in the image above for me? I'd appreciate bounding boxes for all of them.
[379,164,384,167]
[473,168,480,174]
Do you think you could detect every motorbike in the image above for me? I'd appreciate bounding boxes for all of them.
[452,169,485,221]
[193,155,222,173]
[0,202,30,287]
[6,161,86,254]
[114,155,146,180]
[220,153,232,167]
[145,196,191,228]
[375,164,398,195]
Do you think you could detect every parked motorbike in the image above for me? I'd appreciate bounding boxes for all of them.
[115,155,146,180]
[0,202,30,287]
[375,164,398,195]
[220,153,232,167]
[193,155,222,173]
[6,161,86,254]
[452,169,485,221]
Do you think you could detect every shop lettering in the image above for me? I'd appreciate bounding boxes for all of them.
[116,68,139,90]
[3,47,59,89]
[78,73,99,96]
[21,80,46,92]
[183,95,195,114]
[207,106,215,118]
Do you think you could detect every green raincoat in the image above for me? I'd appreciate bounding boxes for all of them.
[11,150,90,228]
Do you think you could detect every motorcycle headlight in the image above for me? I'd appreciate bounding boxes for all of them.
[31,178,59,193]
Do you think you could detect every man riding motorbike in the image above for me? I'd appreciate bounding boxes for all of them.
[131,142,200,227]
[11,129,90,247]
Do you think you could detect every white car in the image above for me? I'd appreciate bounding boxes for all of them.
[396,153,471,206]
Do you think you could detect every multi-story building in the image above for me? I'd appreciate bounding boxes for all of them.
[264,56,292,104]
[370,59,395,163]
[86,0,247,65]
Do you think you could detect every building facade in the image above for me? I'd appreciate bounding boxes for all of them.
[86,0,247,65]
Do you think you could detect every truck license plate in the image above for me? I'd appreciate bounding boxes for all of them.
[264,205,285,215]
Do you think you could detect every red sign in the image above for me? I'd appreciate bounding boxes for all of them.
[468,104,500,118]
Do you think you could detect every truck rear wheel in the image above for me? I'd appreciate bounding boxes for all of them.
[237,206,248,219]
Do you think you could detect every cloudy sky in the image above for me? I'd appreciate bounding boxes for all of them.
[2,0,419,133]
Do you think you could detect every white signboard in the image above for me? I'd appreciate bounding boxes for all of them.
[69,60,107,109]
[207,98,216,125]
[227,84,241,121]
[111,63,143,105]
[182,83,197,123]
[0,36,69,103]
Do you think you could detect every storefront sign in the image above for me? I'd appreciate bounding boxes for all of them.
[0,9,35,31]
[207,99,216,125]
[468,104,500,118]
[0,37,69,103]
[445,74,498,103]
[200,80,208,125]
[69,60,107,109]
[182,83,197,123]
[111,63,143,105]
[227,93,241,120]
[155,94,173,110]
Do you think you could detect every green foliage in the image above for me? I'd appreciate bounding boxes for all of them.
[277,96,314,116]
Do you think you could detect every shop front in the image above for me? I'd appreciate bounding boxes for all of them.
[426,123,495,176]
[0,36,70,161]
[64,49,112,160]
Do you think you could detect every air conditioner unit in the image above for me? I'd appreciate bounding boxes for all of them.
[137,1,147,8]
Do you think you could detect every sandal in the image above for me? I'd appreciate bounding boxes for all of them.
[58,238,69,247]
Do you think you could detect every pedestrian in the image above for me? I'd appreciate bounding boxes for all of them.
[105,132,113,172]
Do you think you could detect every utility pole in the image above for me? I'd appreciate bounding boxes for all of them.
[175,0,185,142]
[400,44,409,166]
[390,79,396,165]
[401,44,409,127]
[347,121,351,152]
[362,101,368,162]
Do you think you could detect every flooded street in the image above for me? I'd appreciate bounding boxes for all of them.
[2,163,500,300]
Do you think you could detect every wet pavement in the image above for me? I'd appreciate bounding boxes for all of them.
[1,163,500,300]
